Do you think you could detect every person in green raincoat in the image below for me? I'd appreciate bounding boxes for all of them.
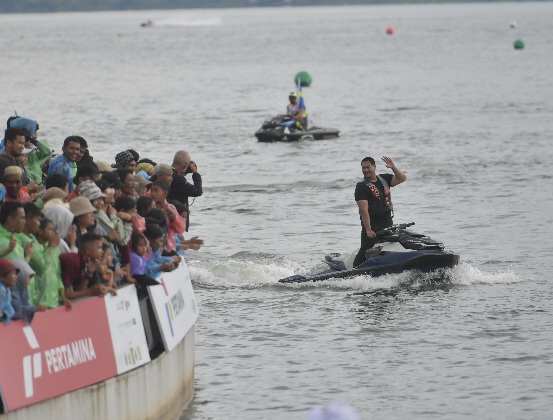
[30,217,72,309]
[4,116,52,187]
[0,202,33,262]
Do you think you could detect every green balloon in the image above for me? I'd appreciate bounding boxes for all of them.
[294,71,312,87]
[513,39,525,50]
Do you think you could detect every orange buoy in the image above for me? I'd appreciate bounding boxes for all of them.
[386,27,394,35]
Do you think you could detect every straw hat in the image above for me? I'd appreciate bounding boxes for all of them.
[42,187,68,204]
[134,174,152,188]
[43,198,70,211]
[151,163,172,176]
[96,161,115,172]
[69,196,96,217]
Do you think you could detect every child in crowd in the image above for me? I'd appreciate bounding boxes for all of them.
[60,233,117,301]
[69,196,97,248]
[143,224,177,279]
[130,233,148,276]
[133,196,155,234]
[0,258,18,324]
[150,181,186,253]
[11,259,47,323]
[43,204,78,254]
[33,218,71,309]
[99,243,116,288]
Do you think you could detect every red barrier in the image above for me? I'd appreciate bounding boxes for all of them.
[0,297,117,411]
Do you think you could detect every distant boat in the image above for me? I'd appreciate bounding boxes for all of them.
[141,19,153,28]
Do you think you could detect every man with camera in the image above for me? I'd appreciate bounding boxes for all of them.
[168,150,203,231]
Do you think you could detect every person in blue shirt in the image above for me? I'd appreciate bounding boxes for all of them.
[0,258,18,325]
[48,136,81,192]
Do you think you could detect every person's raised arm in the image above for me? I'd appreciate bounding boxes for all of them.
[382,156,406,187]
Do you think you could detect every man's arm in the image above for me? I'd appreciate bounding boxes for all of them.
[357,200,376,238]
[171,172,203,198]
[382,156,406,187]
[64,284,115,301]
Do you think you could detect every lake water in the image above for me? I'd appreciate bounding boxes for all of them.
[2,2,553,419]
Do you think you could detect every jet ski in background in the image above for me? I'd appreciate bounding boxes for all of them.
[279,222,460,284]
[255,114,340,142]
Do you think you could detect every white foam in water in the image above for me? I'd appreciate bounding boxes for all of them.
[155,17,223,27]
[187,256,523,291]
[448,262,523,285]
[188,257,305,288]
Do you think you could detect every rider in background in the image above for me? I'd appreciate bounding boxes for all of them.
[286,92,307,131]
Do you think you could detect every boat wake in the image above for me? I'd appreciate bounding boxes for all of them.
[187,252,522,292]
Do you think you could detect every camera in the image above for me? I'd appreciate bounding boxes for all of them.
[185,161,196,175]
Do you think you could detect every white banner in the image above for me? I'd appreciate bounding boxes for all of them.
[105,284,151,374]
[148,259,199,352]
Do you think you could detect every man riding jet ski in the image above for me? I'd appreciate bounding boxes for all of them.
[278,156,459,283]
[255,90,339,142]
[278,222,460,283]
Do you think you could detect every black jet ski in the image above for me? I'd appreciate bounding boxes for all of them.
[279,222,459,284]
[255,114,340,142]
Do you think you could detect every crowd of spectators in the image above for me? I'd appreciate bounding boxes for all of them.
[0,114,203,325]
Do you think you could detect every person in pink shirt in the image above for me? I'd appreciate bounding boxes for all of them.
[150,181,185,253]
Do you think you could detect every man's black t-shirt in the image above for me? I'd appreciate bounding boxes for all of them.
[354,173,393,231]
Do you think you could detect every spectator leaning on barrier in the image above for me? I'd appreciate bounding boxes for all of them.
[59,232,116,301]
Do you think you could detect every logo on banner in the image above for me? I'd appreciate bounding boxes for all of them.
[159,277,186,337]
[21,326,97,398]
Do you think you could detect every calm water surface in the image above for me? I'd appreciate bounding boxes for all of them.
[1,3,553,419]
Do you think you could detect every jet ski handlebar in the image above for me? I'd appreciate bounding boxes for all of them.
[376,222,415,235]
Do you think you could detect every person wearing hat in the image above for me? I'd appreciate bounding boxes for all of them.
[40,187,68,206]
[100,171,125,199]
[286,91,307,130]
[69,196,97,249]
[2,166,33,203]
[47,136,81,192]
[66,164,100,202]
[0,258,19,324]
[0,202,32,261]
[0,128,33,188]
[135,162,154,179]
[150,163,173,185]
[43,204,78,254]
[11,259,47,323]
[96,161,115,173]
[134,173,152,197]
[94,179,129,247]
[59,232,117,301]
[114,151,137,172]
[11,119,53,187]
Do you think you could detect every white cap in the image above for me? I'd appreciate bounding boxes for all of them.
[22,144,36,154]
